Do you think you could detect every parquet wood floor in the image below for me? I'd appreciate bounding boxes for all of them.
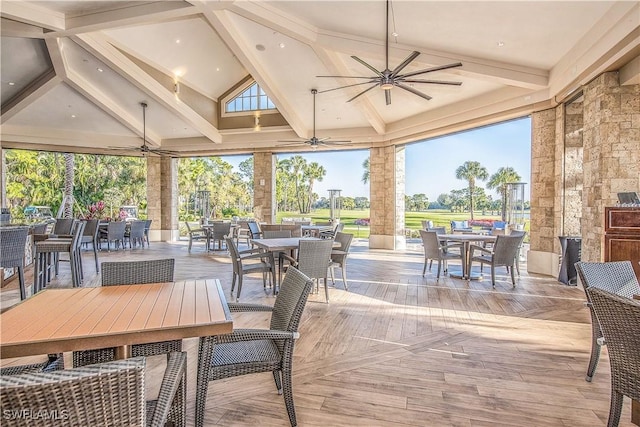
[1,239,633,426]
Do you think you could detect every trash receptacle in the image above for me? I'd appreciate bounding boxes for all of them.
[558,236,582,285]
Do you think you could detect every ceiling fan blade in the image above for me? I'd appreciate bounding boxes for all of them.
[399,62,463,79]
[347,83,379,103]
[318,80,378,94]
[150,149,180,156]
[277,139,306,143]
[396,83,432,100]
[385,89,391,105]
[317,75,377,79]
[399,78,462,86]
[391,51,420,77]
[321,139,352,145]
[351,56,384,78]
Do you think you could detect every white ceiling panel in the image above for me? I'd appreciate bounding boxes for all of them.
[106,16,247,100]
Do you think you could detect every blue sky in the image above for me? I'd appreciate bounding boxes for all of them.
[222,116,531,202]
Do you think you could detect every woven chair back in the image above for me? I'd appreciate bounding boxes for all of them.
[295,239,333,280]
[576,261,640,299]
[270,267,314,333]
[0,227,29,266]
[101,259,175,286]
[0,357,146,427]
[586,287,640,399]
[491,234,525,266]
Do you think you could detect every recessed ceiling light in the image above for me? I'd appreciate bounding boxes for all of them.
[8,82,15,86]
[256,44,266,51]
[216,67,220,72]
[71,114,76,118]
[279,42,285,48]
[175,39,181,44]
[336,117,341,120]
[391,32,398,37]
[97,68,103,72]
[497,41,505,47]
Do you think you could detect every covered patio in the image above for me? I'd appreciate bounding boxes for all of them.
[0,240,632,426]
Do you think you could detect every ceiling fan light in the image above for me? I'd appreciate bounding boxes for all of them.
[380,82,393,90]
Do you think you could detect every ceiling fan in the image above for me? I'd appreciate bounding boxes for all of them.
[108,102,179,157]
[317,0,462,105]
[278,89,351,149]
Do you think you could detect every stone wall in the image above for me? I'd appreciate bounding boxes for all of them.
[563,99,584,237]
[581,72,640,262]
[529,71,639,275]
[253,152,274,224]
[530,109,557,254]
[369,145,405,249]
[147,157,178,242]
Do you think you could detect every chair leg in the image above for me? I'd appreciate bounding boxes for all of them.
[272,370,283,393]
[93,244,99,272]
[586,325,602,382]
[330,265,336,285]
[436,259,442,278]
[195,338,213,427]
[281,364,298,427]
[323,278,329,303]
[341,264,348,291]
[491,266,496,288]
[17,266,26,300]
[236,274,243,300]
[510,262,516,287]
[607,390,624,427]
[422,258,427,276]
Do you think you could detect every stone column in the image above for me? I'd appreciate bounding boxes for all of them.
[253,152,275,224]
[0,146,6,209]
[581,72,640,262]
[369,145,405,250]
[528,108,560,276]
[146,156,178,242]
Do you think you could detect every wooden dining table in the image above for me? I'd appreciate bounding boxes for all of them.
[438,233,497,280]
[0,279,233,359]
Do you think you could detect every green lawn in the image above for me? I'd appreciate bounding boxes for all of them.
[278,209,530,239]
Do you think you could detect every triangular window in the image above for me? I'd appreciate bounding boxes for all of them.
[225,82,275,113]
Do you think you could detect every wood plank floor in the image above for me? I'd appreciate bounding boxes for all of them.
[1,239,634,426]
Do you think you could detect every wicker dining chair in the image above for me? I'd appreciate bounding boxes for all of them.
[586,287,640,427]
[33,220,85,292]
[195,267,314,427]
[100,220,126,251]
[1,353,187,427]
[73,258,178,367]
[419,230,464,279]
[0,227,30,300]
[575,261,640,382]
[185,221,207,252]
[81,219,100,272]
[227,237,275,301]
[329,231,354,290]
[209,222,231,251]
[125,220,147,248]
[282,239,334,303]
[468,233,525,287]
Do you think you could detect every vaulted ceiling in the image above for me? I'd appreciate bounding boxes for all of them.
[1,1,638,157]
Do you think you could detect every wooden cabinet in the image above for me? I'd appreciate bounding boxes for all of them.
[604,206,640,280]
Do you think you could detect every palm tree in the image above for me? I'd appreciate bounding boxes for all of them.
[361,157,370,184]
[487,166,521,221]
[62,153,74,218]
[304,162,326,213]
[289,155,307,213]
[455,161,488,220]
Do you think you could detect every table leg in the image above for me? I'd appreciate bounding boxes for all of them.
[115,345,130,360]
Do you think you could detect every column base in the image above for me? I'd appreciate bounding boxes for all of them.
[369,234,406,250]
[527,250,559,277]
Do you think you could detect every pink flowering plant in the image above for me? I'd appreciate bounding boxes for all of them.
[354,218,370,226]
[85,201,106,220]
